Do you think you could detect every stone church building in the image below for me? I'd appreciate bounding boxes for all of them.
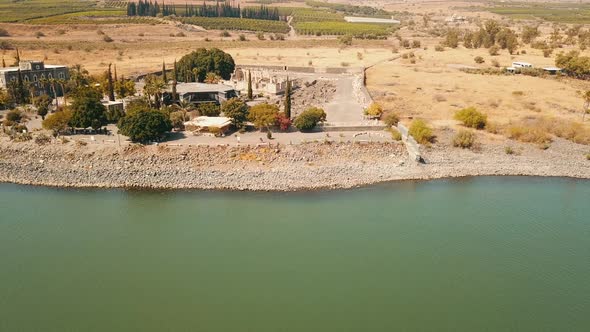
[0,60,69,97]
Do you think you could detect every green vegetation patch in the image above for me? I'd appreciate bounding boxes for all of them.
[179,17,289,33]
[0,0,98,22]
[294,21,394,38]
[305,0,392,18]
[476,2,590,24]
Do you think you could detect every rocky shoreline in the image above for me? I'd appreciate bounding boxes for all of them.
[1,138,589,191]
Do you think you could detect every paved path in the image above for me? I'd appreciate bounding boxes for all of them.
[323,76,365,123]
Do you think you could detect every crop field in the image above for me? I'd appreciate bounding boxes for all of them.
[277,7,344,22]
[294,21,393,38]
[479,2,590,24]
[179,16,290,33]
[25,10,163,24]
[0,0,99,22]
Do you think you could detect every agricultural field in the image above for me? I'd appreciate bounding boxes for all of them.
[468,2,590,24]
[294,21,395,37]
[0,0,98,22]
[178,16,290,33]
[24,10,155,25]
[278,7,345,22]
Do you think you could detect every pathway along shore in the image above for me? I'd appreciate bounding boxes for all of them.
[0,139,589,191]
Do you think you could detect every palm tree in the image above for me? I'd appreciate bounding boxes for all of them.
[143,75,166,108]
[57,79,68,106]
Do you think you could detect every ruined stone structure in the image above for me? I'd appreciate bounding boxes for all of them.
[225,67,293,96]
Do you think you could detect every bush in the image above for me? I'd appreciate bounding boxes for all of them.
[34,133,51,145]
[454,107,487,129]
[489,45,500,56]
[586,153,590,160]
[293,107,327,131]
[505,146,515,155]
[338,34,353,46]
[389,128,402,141]
[0,28,9,37]
[170,111,188,131]
[239,34,247,41]
[364,102,383,118]
[435,44,445,52]
[35,31,45,38]
[198,103,221,117]
[474,56,485,64]
[452,130,476,148]
[276,112,292,131]
[382,112,400,126]
[220,30,231,37]
[409,119,434,144]
[5,109,23,124]
[247,103,279,129]
[256,31,265,40]
[103,35,114,42]
[508,125,552,145]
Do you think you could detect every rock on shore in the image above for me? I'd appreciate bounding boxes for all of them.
[0,138,588,191]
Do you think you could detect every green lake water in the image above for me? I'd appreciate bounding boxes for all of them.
[1,177,589,331]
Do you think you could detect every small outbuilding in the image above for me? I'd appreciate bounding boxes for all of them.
[543,67,562,75]
[184,116,232,135]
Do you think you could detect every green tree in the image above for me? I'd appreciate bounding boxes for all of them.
[247,103,279,130]
[69,88,107,130]
[162,60,167,83]
[198,102,220,116]
[114,78,136,99]
[42,109,72,135]
[221,98,248,127]
[172,59,178,102]
[293,107,326,131]
[106,63,115,101]
[143,74,166,108]
[247,70,253,100]
[33,94,52,120]
[0,87,13,109]
[118,108,172,143]
[521,25,540,44]
[284,77,292,119]
[445,29,460,48]
[176,48,235,82]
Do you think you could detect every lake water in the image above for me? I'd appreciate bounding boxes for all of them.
[1,177,589,331]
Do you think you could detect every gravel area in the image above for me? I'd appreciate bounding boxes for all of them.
[1,135,588,191]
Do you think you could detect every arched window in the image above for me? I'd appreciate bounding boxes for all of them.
[33,75,38,82]
[48,73,53,79]
[23,76,29,82]
[58,73,65,79]
[41,74,45,80]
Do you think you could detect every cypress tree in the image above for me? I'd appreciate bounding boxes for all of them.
[247,70,253,100]
[284,77,291,119]
[114,64,118,82]
[16,69,27,104]
[2,57,5,68]
[162,60,167,83]
[107,63,115,101]
[172,59,178,102]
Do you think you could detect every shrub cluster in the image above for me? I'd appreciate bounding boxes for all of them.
[454,107,487,129]
[293,107,326,131]
[409,119,434,144]
[452,130,476,149]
